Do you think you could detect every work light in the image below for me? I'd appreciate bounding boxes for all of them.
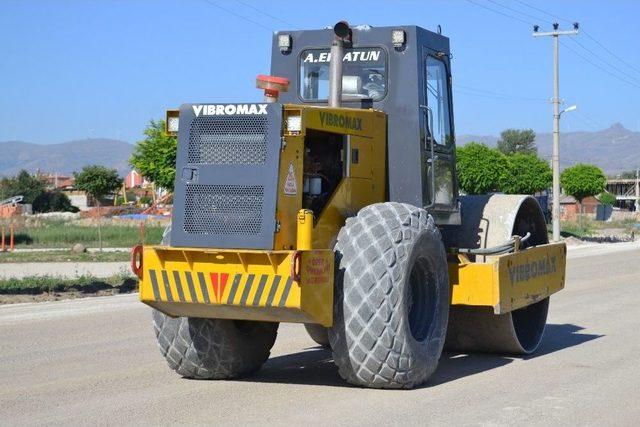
[165,110,179,136]
[392,29,406,48]
[278,34,292,53]
[286,114,302,132]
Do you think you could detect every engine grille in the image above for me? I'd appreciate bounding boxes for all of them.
[187,115,268,165]
[183,184,264,235]
[171,103,280,249]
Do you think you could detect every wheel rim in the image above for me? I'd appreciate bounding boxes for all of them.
[407,258,437,342]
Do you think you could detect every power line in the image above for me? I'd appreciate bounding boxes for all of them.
[453,88,527,101]
[464,0,533,26]
[575,110,604,129]
[583,31,640,76]
[515,0,640,80]
[454,83,547,101]
[568,37,640,84]
[566,113,599,131]
[234,0,295,28]
[560,40,640,90]
[513,0,573,24]
[200,0,274,32]
[485,0,552,25]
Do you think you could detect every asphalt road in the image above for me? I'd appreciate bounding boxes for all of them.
[1,242,639,426]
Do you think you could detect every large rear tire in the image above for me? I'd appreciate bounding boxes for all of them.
[153,311,278,379]
[329,203,450,389]
[151,223,278,379]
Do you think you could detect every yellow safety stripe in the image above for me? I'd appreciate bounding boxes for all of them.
[148,269,294,307]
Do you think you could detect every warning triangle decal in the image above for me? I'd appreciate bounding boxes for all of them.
[283,162,297,196]
[210,272,229,303]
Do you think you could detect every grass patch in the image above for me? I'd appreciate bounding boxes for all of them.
[1,218,165,248]
[0,273,138,295]
[560,220,595,238]
[0,250,130,263]
[11,224,164,248]
[559,216,639,239]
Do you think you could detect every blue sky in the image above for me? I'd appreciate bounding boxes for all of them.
[1,0,639,144]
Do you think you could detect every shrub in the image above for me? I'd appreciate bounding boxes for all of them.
[456,142,508,194]
[501,153,552,194]
[32,191,79,213]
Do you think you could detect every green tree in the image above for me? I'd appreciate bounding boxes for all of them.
[561,163,607,227]
[74,165,122,202]
[561,164,607,203]
[501,153,552,194]
[74,165,123,250]
[130,120,177,192]
[0,170,46,204]
[597,191,617,206]
[496,128,537,155]
[456,142,508,194]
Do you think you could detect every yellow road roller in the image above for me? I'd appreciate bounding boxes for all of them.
[132,21,565,389]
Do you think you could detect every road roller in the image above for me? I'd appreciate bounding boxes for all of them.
[132,21,566,389]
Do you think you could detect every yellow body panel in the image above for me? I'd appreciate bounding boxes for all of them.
[279,105,387,250]
[274,106,386,250]
[273,134,303,250]
[314,177,381,249]
[449,242,566,314]
[139,246,334,326]
[303,106,380,138]
[144,104,565,327]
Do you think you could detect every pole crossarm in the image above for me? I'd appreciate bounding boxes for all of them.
[532,30,579,37]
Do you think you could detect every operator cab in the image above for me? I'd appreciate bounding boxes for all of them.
[271,25,460,225]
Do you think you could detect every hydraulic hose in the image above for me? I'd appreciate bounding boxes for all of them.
[451,232,531,256]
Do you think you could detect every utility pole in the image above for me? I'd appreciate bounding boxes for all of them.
[533,22,579,242]
[636,168,640,213]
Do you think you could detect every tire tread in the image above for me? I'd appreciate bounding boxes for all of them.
[329,202,448,388]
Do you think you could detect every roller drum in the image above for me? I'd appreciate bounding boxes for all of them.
[442,195,550,354]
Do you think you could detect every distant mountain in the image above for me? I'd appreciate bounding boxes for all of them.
[2,123,637,177]
[0,139,135,177]
[457,123,640,175]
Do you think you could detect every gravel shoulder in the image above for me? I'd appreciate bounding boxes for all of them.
[0,262,130,279]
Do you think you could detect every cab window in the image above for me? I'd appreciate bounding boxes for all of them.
[426,56,452,145]
[300,47,387,101]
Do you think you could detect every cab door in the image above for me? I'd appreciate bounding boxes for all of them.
[420,53,458,220]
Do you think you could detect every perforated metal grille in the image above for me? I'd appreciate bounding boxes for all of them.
[184,184,264,235]
[188,115,268,165]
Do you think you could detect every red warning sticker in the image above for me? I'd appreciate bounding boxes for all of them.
[283,162,297,196]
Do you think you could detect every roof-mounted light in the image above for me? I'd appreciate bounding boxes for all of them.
[278,34,292,53]
[392,29,406,48]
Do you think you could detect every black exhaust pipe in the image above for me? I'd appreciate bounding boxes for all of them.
[328,21,350,108]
